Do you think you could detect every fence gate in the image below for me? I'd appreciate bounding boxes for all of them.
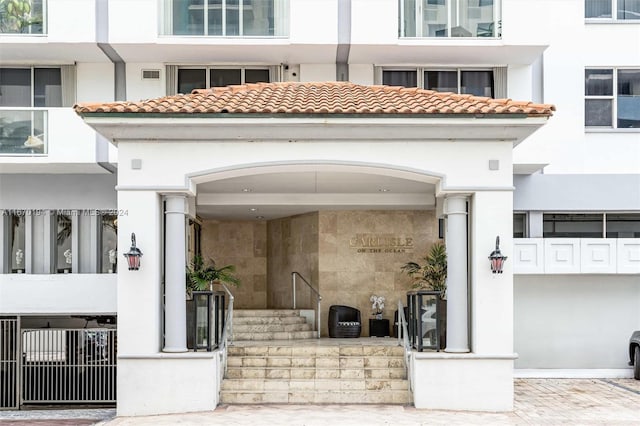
[0,318,19,409]
[20,328,117,405]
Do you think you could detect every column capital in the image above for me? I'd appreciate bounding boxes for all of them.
[444,195,469,216]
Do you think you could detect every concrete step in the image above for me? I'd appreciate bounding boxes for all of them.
[234,316,308,325]
[233,323,313,333]
[227,355,405,369]
[234,309,302,317]
[232,330,317,341]
[220,388,412,404]
[221,378,409,392]
[225,366,407,380]
[227,345,405,357]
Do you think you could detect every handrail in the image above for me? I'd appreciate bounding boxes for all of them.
[218,282,235,393]
[292,271,322,339]
[397,299,413,393]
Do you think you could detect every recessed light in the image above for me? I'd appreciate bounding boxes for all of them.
[378,188,390,192]
[242,188,252,192]
[249,208,258,212]
[256,216,265,220]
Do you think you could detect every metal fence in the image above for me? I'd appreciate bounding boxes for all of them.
[20,328,117,404]
[1,318,19,409]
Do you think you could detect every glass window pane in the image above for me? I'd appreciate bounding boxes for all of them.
[401,0,417,37]
[245,69,270,83]
[543,214,603,238]
[618,0,640,19]
[461,70,494,97]
[617,69,640,128]
[425,71,457,92]
[56,213,73,273]
[34,68,62,107]
[423,0,447,37]
[226,0,240,35]
[383,70,417,87]
[585,69,613,95]
[606,213,640,237]
[513,213,527,238]
[455,0,494,37]
[178,69,206,94]
[586,0,612,17]
[101,214,118,273]
[10,212,26,273]
[243,0,274,36]
[173,0,204,35]
[208,0,223,35]
[210,69,241,87]
[0,68,31,107]
[585,99,613,126]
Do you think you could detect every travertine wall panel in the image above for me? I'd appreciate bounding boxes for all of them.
[201,220,267,309]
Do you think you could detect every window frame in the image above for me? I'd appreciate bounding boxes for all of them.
[176,65,272,93]
[585,0,640,21]
[0,66,62,108]
[381,67,496,96]
[585,66,640,131]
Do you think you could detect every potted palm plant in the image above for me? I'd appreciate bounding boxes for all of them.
[186,255,240,295]
[401,242,447,349]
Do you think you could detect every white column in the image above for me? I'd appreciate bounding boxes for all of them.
[445,195,469,353]
[163,195,187,353]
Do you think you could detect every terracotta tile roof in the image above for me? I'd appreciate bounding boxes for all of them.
[74,82,555,117]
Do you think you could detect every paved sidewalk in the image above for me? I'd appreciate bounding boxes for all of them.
[2,379,640,425]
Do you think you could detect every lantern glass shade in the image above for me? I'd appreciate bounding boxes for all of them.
[123,233,143,271]
[488,236,507,274]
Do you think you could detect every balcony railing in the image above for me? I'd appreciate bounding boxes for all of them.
[399,0,500,38]
[513,238,640,275]
[0,109,47,155]
[0,0,46,34]
[161,0,289,37]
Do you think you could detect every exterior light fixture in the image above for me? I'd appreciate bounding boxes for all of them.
[488,236,507,274]
[123,233,143,271]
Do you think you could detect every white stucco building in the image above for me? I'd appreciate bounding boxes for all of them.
[1,0,639,416]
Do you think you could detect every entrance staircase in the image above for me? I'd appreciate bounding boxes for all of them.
[221,309,411,404]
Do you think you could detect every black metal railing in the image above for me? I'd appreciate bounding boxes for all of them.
[187,290,226,352]
[406,290,446,352]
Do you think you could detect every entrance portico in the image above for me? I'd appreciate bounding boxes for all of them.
[75,82,554,416]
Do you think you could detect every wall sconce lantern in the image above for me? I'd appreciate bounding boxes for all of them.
[488,236,507,274]
[123,233,143,271]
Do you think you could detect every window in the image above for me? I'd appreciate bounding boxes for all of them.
[543,214,604,238]
[55,213,72,273]
[383,68,495,97]
[585,0,640,19]
[0,0,45,34]
[100,214,118,273]
[163,0,289,36]
[0,67,62,155]
[585,68,640,129]
[606,213,640,237]
[513,213,527,238]
[8,212,26,273]
[399,0,500,38]
[177,67,270,93]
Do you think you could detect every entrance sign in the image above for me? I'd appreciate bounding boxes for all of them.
[349,234,414,253]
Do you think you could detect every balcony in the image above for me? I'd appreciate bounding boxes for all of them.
[0,0,46,35]
[161,0,289,37]
[399,0,500,38]
[513,238,640,274]
[0,109,47,155]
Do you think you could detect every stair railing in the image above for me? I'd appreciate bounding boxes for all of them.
[218,282,234,391]
[397,299,413,393]
[292,271,322,339]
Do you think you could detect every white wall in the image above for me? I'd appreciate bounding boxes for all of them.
[514,275,640,369]
[126,63,166,102]
[77,63,115,103]
[290,0,338,44]
[47,0,96,42]
[109,0,158,43]
[117,354,220,416]
[299,64,335,82]
[0,274,116,314]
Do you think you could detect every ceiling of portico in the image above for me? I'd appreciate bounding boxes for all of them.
[196,171,436,220]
